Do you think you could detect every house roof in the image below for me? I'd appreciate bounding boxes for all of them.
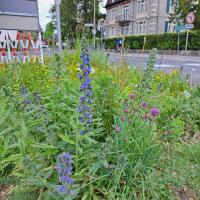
[105,0,131,9]
[105,0,124,8]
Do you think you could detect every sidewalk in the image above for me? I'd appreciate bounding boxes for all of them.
[108,52,200,63]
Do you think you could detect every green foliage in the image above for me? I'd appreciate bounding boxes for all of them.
[104,31,200,50]
[49,0,100,39]
[44,22,55,44]
[171,0,200,30]
[0,46,200,199]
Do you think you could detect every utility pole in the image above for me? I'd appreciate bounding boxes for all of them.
[36,0,44,65]
[93,0,96,49]
[56,0,62,54]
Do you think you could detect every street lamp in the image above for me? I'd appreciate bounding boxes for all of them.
[56,0,62,54]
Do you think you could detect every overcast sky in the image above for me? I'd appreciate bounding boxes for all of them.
[38,0,107,29]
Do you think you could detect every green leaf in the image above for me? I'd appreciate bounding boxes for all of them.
[58,134,75,145]
[0,154,22,165]
[30,143,57,149]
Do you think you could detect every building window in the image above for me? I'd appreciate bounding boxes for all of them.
[123,5,129,21]
[111,9,116,22]
[167,0,174,14]
[136,21,146,35]
[165,21,176,33]
[137,0,148,15]
[111,27,116,36]
[122,25,129,35]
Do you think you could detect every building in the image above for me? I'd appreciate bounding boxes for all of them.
[105,0,176,37]
[0,0,39,31]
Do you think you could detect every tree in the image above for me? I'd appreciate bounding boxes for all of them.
[44,22,55,42]
[49,0,101,39]
[171,0,200,29]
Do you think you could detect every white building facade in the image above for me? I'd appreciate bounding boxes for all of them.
[105,0,176,37]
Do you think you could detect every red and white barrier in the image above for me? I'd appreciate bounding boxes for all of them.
[0,30,44,64]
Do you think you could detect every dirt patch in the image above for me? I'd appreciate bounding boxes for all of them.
[171,186,197,200]
[0,185,13,200]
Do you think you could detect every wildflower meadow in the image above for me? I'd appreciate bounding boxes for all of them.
[0,38,200,200]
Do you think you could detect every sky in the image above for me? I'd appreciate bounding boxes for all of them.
[38,0,107,29]
[38,0,55,29]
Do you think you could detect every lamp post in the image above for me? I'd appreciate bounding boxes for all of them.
[56,0,62,54]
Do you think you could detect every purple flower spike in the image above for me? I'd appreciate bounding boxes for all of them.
[85,113,91,119]
[85,78,91,85]
[142,101,148,108]
[150,108,160,117]
[80,96,86,103]
[78,43,93,135]
[79,117,84,123]
[129,93,135,100]
[78,73,83,80]
[86,90,92,97]
[59,185,66,193]
[57,152,74,194]
[80,130,86,135]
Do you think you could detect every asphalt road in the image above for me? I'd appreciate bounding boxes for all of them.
[108,52,200,85]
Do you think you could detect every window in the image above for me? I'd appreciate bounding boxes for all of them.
[122,25,129,35]
[111,9,116,22]
[137,0,148,15]
[165,21,176,33]
[111,27,116,36]
[167,0,174,14]
[136,21,146,35]
[123,5,129,21]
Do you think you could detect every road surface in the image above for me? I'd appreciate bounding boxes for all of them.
[108,52,200,84]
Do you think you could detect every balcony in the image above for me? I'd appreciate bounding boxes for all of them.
[115,14,131,25]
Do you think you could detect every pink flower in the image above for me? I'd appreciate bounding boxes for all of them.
[121,115,125,122]
[115,125,121,132]
[124,107,129,113]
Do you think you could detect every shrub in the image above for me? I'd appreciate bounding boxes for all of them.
[104,31,200,51]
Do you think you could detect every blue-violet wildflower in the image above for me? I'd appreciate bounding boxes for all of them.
[57,152,74,195]
[78,45,93,134]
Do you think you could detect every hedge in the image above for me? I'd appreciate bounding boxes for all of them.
[104,31,200,51]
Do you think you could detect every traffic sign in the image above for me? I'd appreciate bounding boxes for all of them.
[97,19,106,31]
[185,24,194,29]
[186,12,195,24]
[92,29,97,35]
[84,23,94,28]
[176,25,186,32]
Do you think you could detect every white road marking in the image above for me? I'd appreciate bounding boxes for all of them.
[183,63,200,67]
[154,64,179,68]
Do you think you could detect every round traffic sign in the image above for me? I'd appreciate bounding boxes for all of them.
[92,29,97,35]
[186,12,195,24]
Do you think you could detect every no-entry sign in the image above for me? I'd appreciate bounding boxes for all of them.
[186,12,195,24]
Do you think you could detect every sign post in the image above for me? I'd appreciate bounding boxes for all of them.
[185,29,189,51]
[56,0,62,54]
[176,25,186,52]
[185,12,195,52]
[98,19,106,50]
[93,0,96,49]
